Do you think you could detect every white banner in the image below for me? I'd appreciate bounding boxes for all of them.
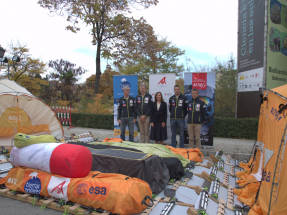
[149,73,176,144]
[237,67,264,92]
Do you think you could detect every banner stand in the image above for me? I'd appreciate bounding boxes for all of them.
[184,72,215,147]
[149,73,175,145]
[113,75,139,142]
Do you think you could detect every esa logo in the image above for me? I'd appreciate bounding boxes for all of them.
[76,183,108,196]
[262,170,271,182]
[270,107,285,122]
[89,186,107,195]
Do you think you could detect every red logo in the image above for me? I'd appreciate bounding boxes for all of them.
[158,77,166,85]
[51,181,65,195]
[192,73,207,90]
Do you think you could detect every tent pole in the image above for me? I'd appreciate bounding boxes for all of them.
[268,124,287,214]
[16,95,20,130]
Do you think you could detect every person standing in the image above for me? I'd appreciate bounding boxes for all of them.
[135,83,152,143]
[150,92,167,144]
[117,86,137,142]
[169,85,188,148]
[187,88,206,148]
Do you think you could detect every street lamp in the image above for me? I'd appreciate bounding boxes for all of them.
[0,46,21,79]
[0,46,5,58]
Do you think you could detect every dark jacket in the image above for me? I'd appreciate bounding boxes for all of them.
[117,96,136,120]
[134,93,153,117]
[169,93,188,119]
[187,97,206,124]
[150,102,167,123]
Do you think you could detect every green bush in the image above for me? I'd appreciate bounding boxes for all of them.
[71,113,113,129]
[214,117,258,140]
[71,113,259,139]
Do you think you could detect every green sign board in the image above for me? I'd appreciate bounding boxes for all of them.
[267,0,287,89]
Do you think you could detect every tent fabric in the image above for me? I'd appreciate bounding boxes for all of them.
[89,141,191,167]
[0,79,63,147]
[0,79,33,95]
[0,166,152,215]
[250,87,287,215]
[264,148,274,168]
[271,84,287,98]
[165,145,203,162]
[88,148,169,194]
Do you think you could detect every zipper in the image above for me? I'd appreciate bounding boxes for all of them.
[175,97,178,119]
[127,98,129,118]
[141,96,144,115]
[192,100,195,123]
[199,116,200,122]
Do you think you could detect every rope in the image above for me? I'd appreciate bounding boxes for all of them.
[41,204,47,210]
[31,196,36,206]
[62,205,72,215]
[75,207,84,215]
[176,190,193,201]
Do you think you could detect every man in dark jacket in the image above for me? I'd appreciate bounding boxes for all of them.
[187,88,206,148]
[117,86,137,142]
[169,85,188,148]
[135,83,152,143]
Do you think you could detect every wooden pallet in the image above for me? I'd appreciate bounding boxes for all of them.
[0,188,111,215]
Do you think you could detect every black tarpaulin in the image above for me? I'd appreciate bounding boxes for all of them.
[88,148,169,194]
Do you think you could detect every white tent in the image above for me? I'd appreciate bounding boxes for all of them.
[0,79,63,147]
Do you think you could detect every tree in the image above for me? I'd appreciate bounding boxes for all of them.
[86,67,118,98]
[175,77,184,94]
[118,38,185,82]
[38,0,158,94]
[214,55,237,118]
[188,55,237,118]
[47,59,87,102]
[1,41,49,97]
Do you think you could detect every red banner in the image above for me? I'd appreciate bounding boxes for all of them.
[192,73,207,90]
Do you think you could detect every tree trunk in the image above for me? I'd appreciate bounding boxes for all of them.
[94,43,102,94]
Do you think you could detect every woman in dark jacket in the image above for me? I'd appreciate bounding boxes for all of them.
[150,92,167,144]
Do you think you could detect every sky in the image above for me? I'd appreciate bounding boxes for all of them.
[0,0,238,82]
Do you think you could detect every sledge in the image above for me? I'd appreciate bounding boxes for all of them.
[71,131,98,143]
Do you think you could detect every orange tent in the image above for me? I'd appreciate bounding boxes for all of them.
[249,85,287,215]
[0,79,63,146]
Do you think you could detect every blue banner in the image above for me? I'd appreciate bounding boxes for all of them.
[113,75,138,141]
[184,72,215,146]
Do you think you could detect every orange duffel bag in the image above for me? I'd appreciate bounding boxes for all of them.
[0,166,152,215]
[165,145,203,162]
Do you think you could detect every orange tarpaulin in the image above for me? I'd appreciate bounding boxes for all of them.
[234,182,260,206]
[165,146,203,162]
[102,138,123,142]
